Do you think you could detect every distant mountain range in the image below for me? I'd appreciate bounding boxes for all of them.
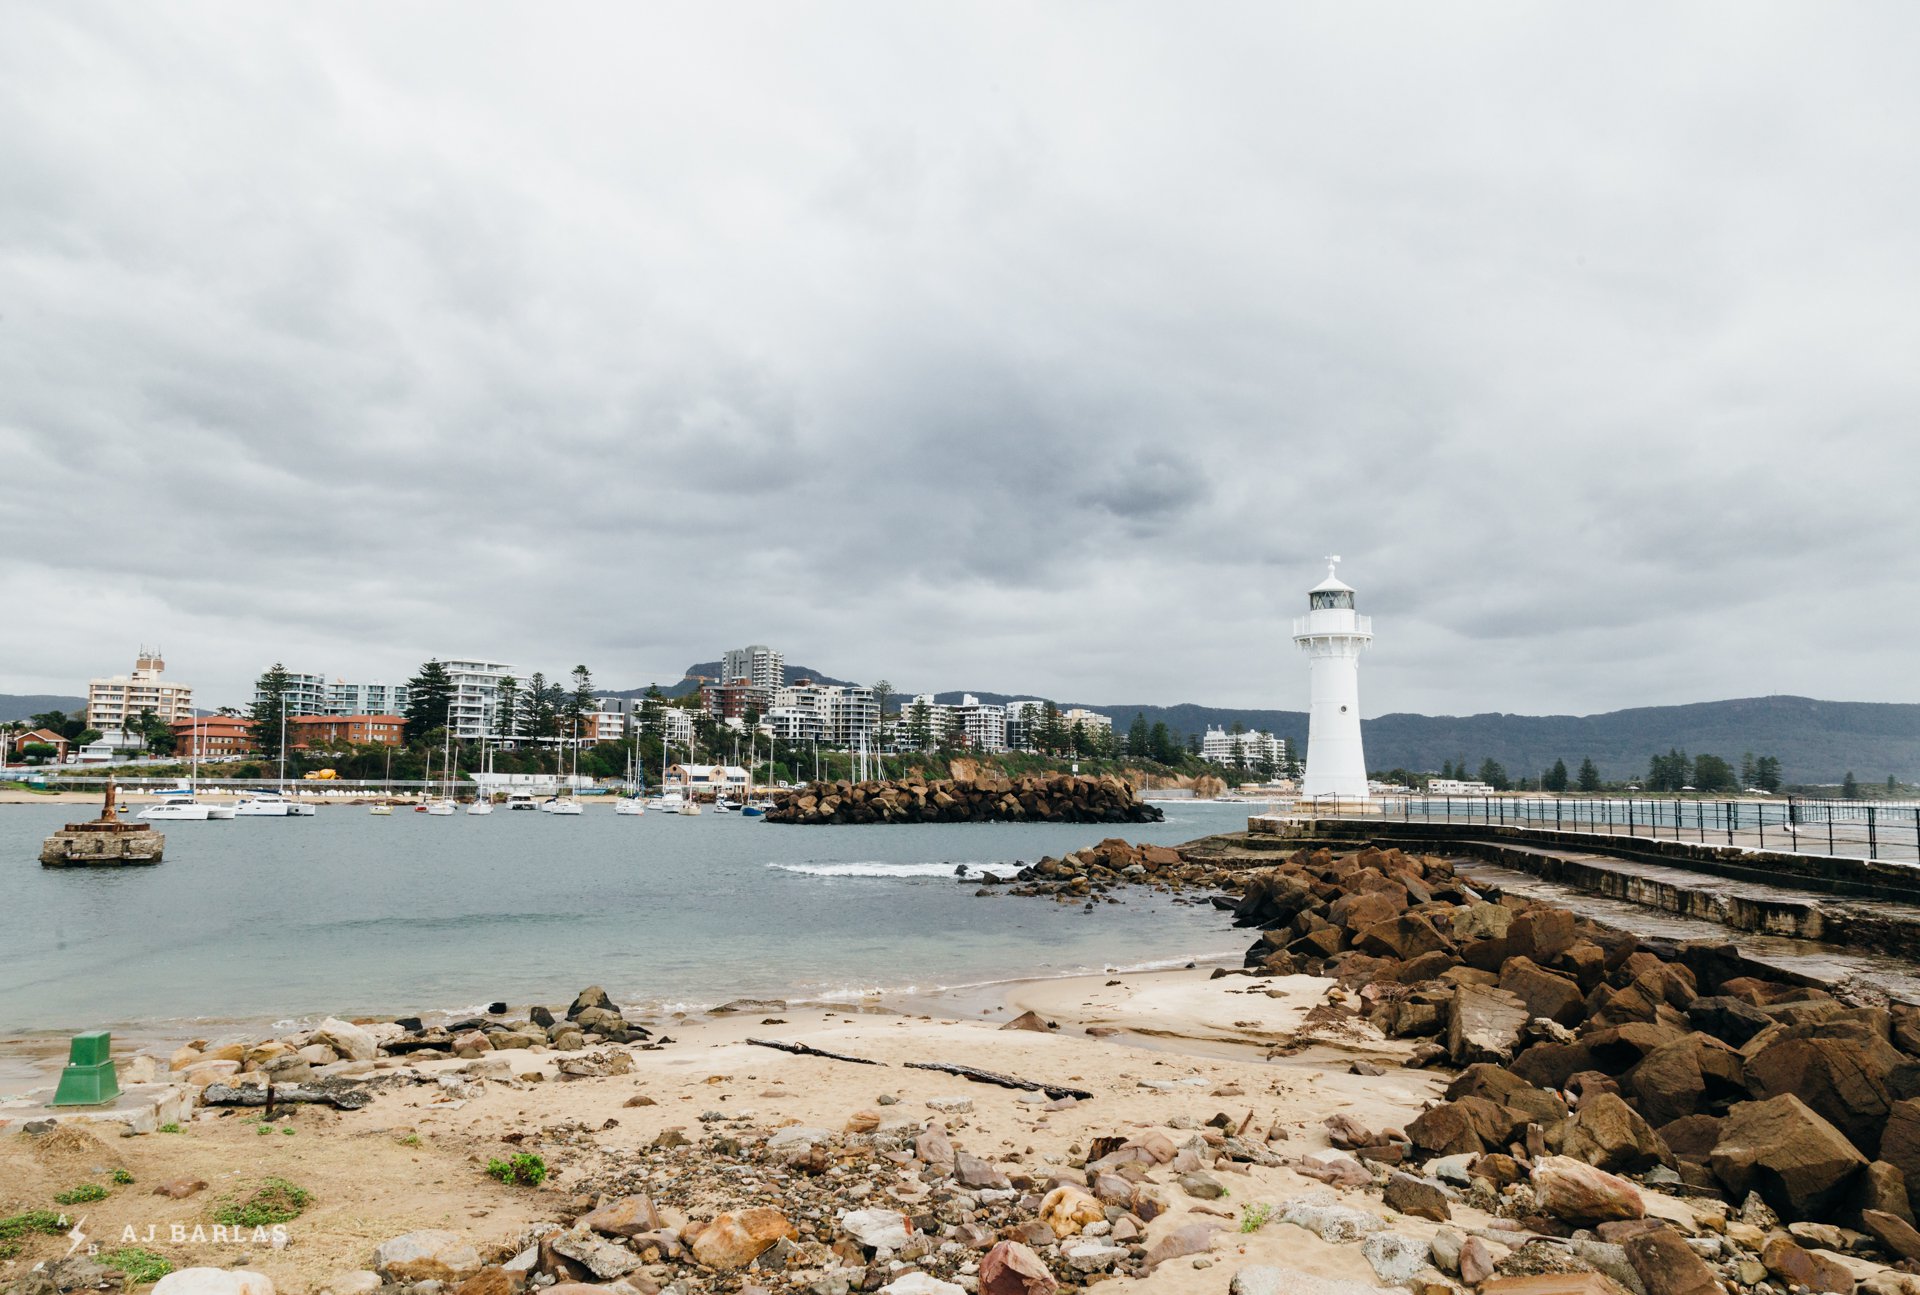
[0,695,86,725]
[8,681,1912,785]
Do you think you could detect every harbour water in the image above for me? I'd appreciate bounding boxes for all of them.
[0,800,1260,1039]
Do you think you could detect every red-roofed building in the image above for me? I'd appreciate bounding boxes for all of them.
[287,714,406,748]
[9,728,70,762]
[171,716,257,760]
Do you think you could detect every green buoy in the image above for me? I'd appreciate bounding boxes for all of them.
[52,1031,121,1107]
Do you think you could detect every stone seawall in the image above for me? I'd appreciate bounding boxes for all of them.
[766,772,1164,825]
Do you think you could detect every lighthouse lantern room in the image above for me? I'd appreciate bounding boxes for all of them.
[1292,556,1373,801]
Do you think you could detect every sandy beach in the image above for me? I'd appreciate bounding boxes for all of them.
[0,967,1462,1295]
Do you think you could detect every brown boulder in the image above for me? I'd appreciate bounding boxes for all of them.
[1625,1033,1746,1127]
[1382,1171,1451,1222]
[1745,1032,1914,1157]
[1623,1226,1721,1295]
[1448,983,1531,1065]
[1864,1209,1920,1262]
[1761,1234,1857,1293]
[1355,912,1452,961]
[1710,1094,1868,1218]
[582,1195,662,1239]
[1532,1155,1645,1225]
[689,1208,794,1270]
[1884,1099,1920,1218]
[980,1239,1057,1295]
[1558,1092,1672,1173]
[1500,957,1587,1027]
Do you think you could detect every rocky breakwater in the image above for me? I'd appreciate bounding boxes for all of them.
[1226,842,1920,1287]
[766,772,1163,826]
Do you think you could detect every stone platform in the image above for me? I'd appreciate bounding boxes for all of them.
[0,1082,195,1135]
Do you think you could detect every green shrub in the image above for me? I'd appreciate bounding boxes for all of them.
[0,1212,67,1260]
[485,1152,547,1187]
[212,1178,310,1228]
[1239,1202,1273,1233]
[111,1169,135,1185]
[54,1184,108,1205]
[157,1123,183,1134]
[101,1248,173,1284]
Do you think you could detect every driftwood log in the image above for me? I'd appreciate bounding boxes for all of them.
[903,1061,1094,1101]
[746,1038,885,1066]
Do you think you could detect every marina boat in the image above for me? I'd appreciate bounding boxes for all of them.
[416,725,458,815]
[369,802,394,816]
[140,735,234,819]
[506,793,538,811]
[614,747,645,815]
[712,797,737,814]
[234,790,313,817]
[539,795,583,815]
[466,734,495,813]
[370,747,395,814]
[139,799,215,820]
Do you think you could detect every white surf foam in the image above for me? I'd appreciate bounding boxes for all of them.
[767,860,990,878]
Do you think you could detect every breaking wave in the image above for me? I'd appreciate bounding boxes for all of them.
[766,860,999,879]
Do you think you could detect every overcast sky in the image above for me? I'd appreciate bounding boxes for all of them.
[3,5,1917,718]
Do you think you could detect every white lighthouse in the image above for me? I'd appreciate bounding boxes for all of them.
[1293,556,1372,801]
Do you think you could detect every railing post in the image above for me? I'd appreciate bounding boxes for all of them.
[1727,801,1735,847]
[1556,799,1562,831]
[1870,806,1878,860]
[1828,805,1835,856]
[1758,805,1765,850]
[1628,799,1635,838]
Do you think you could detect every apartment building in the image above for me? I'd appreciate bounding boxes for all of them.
[721,645,784,704]
[1061,708,1114,738]
[254,669,330,717]
[441,658,516,741]
[1200,726,1288,769]
[287,714,405,748]
[86,650,195,731]
[764,681,878,748]
[329,680,410,716]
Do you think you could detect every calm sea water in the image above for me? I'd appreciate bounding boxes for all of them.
[0,800,1256,1037]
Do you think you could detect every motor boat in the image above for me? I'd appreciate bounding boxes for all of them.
[369,803,394,816]
[235,791,317,817]
[506,793,539,811]
[614,796,645,816]
[712,797,738,814]
[539,796,584,816]
[465,796,494,816]
[139,800,215,820]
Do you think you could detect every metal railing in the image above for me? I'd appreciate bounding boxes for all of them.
[1306,795,1920,866]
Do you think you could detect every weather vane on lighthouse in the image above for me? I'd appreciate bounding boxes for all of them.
[1293,557,1372,801]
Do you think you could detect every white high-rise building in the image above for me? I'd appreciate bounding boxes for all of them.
[85,649,194,731]
[255,669,330,717]
[1292,558,1372,799]
[721,645,784,700]
[442,658,516,741]
[329,680,410,716]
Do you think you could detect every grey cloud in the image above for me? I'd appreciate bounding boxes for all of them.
[2,4,1918,716]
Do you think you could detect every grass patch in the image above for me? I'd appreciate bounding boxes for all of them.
[111,1169,135,1185]
[101,1248,173,1284]
[157,1123,183,1134]
[212,1178,310,1228]
[54,1184,109,1205]
[485,1152,547,1187]
[0,1211,68,1259]
[397,1133,421,1147]
[1239,1202,1273,1233]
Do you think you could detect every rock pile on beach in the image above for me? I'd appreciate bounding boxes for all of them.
[765,774,1163,826]
[159,987,662,1092]
[1013,835,1920,1266]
